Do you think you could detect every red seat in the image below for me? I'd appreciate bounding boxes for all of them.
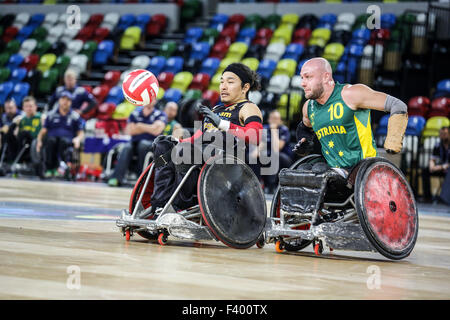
[408,96,430,117]
[2,26,19,43]
[209,39,230,59]
[202,90,220,107]
[146,14,167,37]
[92,84,110,104]
[97,102,116,120]
[86,14,104,28]
[189,73,210,92]
[93,28,110,43]
[103,70,121,88]
[227,14,246,26]
[82,85,93,94]
[151,14,167,29]
[218,23,240,43]
[428,97,450,118]
[157,71,174,90]
[95,119,120,137]
[370,28,390,45]
[21,54,40,71]
[76,26,95,42]
[293,28,312,42]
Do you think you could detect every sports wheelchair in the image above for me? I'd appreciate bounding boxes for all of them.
[116,144,267,249]
[265,154,419,260]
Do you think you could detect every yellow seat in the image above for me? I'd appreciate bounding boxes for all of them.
[112,101,136,120]
[208,72,222,92]
[273,58,297,78]
[277,92,303,122]
[225,42,248,61]
[37,53,57,73]
[322,42,345,61]
[120,26,141,50]
[422,116,450,138]
[241,57,259,71]
[270,25,293,45]
[311,28,332,42]
[157,87,165,100]
[308,37,327,48]
[217,56,241,75]
[170,71,193,93]
[281,13,299,27]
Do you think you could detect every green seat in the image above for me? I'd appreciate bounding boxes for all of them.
[422,117,450,138]
[181,0,201,26]
[37,53,57,73]
[171,71,194,93]
[80,41,98,62]
[273,58,297,78]
[241,57,259,71]
[200,28,219,46]
[6,40,20,54]
[353,14,370,31]
[184,89,202,100]
[263,14,281,30]
[120,26,141,50]
[158,41,177,58]
[53,55,70,80]
[225,42,248,60]
[30,26,48,42]
[0,53,10,67]
[0,68,11,82]
[33,40,51,57]
[38,68,59,95]
[243,14,262,30]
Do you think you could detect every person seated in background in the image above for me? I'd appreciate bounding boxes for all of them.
[4,96,44,169]
[257,109,293,194]
[162,101,184,139]
[422,126,450,202]
[0,99,24,163]
[36,91,84,179]
[107,99,167,187]
[47,69,97,118]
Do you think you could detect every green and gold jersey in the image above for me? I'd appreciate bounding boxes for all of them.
[19,112,42,139]
[307,83,377,168]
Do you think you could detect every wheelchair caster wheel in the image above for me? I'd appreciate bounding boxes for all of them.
[158,232,168,246]
[314,241,323,256]
[125,229,131,241]
[256,235,265,249]
[275,240,284,253]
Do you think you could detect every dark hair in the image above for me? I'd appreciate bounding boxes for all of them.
[223,63,261,98]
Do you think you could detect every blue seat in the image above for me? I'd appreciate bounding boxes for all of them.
[350,28,371,46]
[29,13,45,28]
[256,59,277,80]
[210,14,228,30]
[7,54,24,70]
[200,57,220,77]
[135,14,151,31]
[375,114,390,136]
[0,82,14,106]
[147,56,166,77]
[319,13,337,25]
[316,22,334,30]
[163,88,183,103]
[190,42,210,61]
[93,40,114,66]
[406,116,426,136]
[184,27,203,44]
[10,82,30,107]
[236,28,256,46]
[105,85,124,105]
[163,56,184,74]
[437,79,450,93]
[117,14,136,31]
[296,59,308,75]
[283,43,304,61]
[381,13,396,29]
[16,25,36,44]
[9,67,27,84]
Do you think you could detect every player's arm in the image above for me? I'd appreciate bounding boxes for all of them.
[36,127,47,153]
[128,120,166,136]
[293,100,320,156]
[342,84,408,154]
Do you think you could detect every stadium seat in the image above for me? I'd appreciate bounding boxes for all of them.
[19,39,38,57]
[103,70,121,88]
[101,13,120,31]
[236,28,256,46]
[408,96,430,117]
[264,43,286,62]
[270,24,294,45]
[147,56,166,76]
[208,72,221,92]
[428,97,449,118]
[42,12,58,30]
[20,53,39,71]
[93,27,109,44]
[97,103,116,121]
[10,82,30,107]
[405,115,426,136]
[292,28,312,45]
[157,71,175,90]
[0,68,11,83]
[282,43,304,61]
[202,89,220,106]
[69,54,88,75]
[184,89,202,101]
[184,27,203,44]
[112,101,135,120]
[9,67,27,84]
[209,39,230,59]
[240,57,259,71]
[263,14,281,30]
[200,57,220,78]
[163,56,184,74]
[200,28,219,46]
[434,79,450,98]
[257,59,277,80]
[79,41,97,63]
[422,116,450,138]
[171,71,193,93]
[266,74,290,94]
[105,86,124,106]
[273,58,297,77]
[2,26,19,43]
[210,13,228,31]
[243,14,263,30]
[37,53,57,72]
[131,55,151,69]
[248,90,262,105]
[146,14,167,38]
[189,42,210,61]
[0,53,10,68]
[381,13,397,29]
[225,42,248,60]
[7,53,24,70]
[86,14,104,28]
[93,40,114,66]
[0,81,14,106]
[189,73,210,92]
[64,39,84,58]
[117,14,136,32]
[6,39,20,55]
[120,26,141,50]
[227,14,246,27]
[13,13,30,29]
[53,55,70,78]
[16,25,36,44]
[217,57,240,75]
[76,25,95,43]
[92,84,110,104]
[46,24,64,44]
[163,88,183,103]
[158,41,177,58]
[281,13,299,27]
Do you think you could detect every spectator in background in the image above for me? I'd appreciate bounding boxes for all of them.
[258,109,293,194]
[4,96,44,167]
[422,126,450,202]
[47,69,97,117]
[36,91,84,179]
[107,99,167,187]
[0,99,24,163]
[162,101,184,139]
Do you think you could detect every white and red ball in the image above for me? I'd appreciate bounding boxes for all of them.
[122,69,159,106]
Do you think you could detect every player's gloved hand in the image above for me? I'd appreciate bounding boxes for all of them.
[293,138,315,157]
[384,113,408,154]
[198,105,222,128]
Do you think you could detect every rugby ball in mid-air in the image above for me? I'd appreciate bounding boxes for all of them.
[122,69,159,106]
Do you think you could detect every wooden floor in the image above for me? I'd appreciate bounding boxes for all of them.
[0,178,449,300]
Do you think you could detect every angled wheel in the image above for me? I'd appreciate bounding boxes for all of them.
[198,154,267,249]
[355,158,419,260]
[128,162,158,240]
[269,154,324,251]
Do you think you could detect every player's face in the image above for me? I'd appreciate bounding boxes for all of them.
[59,96,72,112]
[220,72,247,104]
[300,66,324,100]
[22,101,36,117]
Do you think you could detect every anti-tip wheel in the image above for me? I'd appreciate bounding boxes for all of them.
[256,235,265,249]
[275,240,284,253]
[158,232,168,246]
[125,229,131,241]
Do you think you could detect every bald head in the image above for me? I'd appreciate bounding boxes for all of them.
[300,58,335,101]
